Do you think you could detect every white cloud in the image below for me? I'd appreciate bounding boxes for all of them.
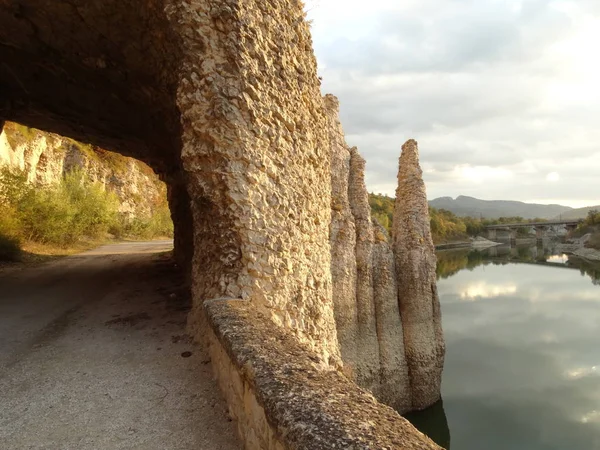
[308,0,600,207]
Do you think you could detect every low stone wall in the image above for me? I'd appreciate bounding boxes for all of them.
[203,298,442,450]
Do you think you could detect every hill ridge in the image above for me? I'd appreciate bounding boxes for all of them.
[428,196,573,220]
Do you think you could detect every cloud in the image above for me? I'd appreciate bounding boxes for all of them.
[436,260,600,448]
[308,0,600,206]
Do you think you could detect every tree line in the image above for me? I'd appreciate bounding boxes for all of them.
[369,193,547,244]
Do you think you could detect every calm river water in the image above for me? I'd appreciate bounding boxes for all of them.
[406,244,600,450]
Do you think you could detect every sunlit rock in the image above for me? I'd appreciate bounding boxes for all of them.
[393,139,445,410]
[327,100,442,412]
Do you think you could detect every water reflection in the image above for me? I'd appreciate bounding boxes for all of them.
[404,400,451,449]
[436,244,600,286]
[406,243,600,449]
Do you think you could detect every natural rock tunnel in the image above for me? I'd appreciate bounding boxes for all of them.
[1,1,445,447]
[1,0,341,361]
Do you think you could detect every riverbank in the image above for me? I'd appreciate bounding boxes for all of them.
[571,247,600,261]
[557,233,600,261]
[436,236,500,251]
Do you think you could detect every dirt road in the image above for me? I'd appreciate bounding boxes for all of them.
[0,241,240,450]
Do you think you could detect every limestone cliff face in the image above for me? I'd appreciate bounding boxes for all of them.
[0,122,165,217]
[327,97,444,412]
[328,95,359,371]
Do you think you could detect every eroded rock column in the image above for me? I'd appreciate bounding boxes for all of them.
[165,0,340,365]
[393,139,445,410]
[371,221,411,411]
[326,96,412,411]
[327,95,359,373]
[348,147,382,392]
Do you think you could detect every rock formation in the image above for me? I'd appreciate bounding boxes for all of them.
[393,139,445,410]
[0,122,166,218]
[0,0,443,427]
[0,0,341,365]
[327,98,444,412]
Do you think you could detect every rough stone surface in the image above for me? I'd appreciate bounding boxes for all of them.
[0,0,340,365]
[372,221,411,410]
[326,99,440,413]
[1,2,445,446]
[204,299,442,450]
[348,147,380,392]
[0,0,183,175]
[164,0,340,365]
[393,139,445,410]
[326,94,358,375]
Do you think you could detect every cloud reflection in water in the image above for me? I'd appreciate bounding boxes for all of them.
[420,249,600,449]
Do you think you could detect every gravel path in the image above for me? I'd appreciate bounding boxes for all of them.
[0,241,241,450]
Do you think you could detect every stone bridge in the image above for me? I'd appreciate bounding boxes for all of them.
[0,2,444,448]
[486,220,582,242]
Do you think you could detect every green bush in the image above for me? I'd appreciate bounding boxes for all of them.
[14,170,120,246]
[110,204,173,240]
[0,166,121,247]
[0,164,173,249]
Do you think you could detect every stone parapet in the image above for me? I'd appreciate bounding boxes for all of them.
[203,298,442,450]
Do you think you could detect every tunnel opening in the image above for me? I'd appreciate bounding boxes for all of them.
[0,0,198,278]
[0,121,179,260]
[0,121,241,447]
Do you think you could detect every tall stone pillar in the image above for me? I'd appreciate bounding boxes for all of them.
[327,95,359,373]
[393,140,445,410]
[326,96,411,410]
[165,0,340,365]
[349,147,390,394]
[488,228,497,240]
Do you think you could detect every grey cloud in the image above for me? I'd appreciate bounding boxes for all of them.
[331,71,541,135]
[316,0,573,76]
[311,0,600,204]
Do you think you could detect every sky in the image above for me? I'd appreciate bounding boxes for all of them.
[305,0,600,207]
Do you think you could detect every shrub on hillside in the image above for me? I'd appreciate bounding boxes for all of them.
[15,170,120,246]
[585,231,600,250]
[110,204,174,239]
[0,164,173,249]
[0,166,121,247]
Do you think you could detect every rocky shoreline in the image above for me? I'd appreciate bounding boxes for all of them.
[569,247,600,262]
[436,236,500,251]
[557,234,600,261]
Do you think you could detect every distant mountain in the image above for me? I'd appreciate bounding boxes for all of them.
[428,196,573,220]
[553,205,600,220]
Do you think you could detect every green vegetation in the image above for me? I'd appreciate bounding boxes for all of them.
[111,200,173,240]
[0,166,173,260]
[3,122,39,148]
[582,209,600,227]
[574,210,600,250]
[369,193,394,231]
[369,193,547,244]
